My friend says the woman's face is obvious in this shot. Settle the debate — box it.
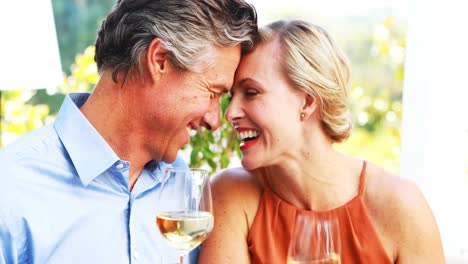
[225,41,306,170]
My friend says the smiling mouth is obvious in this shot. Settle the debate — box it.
[239,130,259,142]
[238,130,260,150]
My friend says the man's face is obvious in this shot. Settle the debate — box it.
[140,45,241,163]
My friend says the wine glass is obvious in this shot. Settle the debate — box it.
[287,212,341,264]
[156,168,213,264]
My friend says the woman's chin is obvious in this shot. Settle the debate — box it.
[241,158,262,171]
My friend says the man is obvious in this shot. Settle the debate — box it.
[0,0,257,263]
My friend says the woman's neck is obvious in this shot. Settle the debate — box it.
[261,140,361,211]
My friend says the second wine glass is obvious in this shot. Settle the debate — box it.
[156,168,213,264]
[287,212,341,264]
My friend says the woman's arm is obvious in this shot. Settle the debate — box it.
[392,179,445,263]
[198,168,262,264]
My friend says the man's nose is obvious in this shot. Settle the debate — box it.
[202,100,221,132]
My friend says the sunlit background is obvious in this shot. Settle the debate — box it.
[0,0,466,262]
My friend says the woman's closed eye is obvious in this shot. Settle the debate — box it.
[226,87,258,103]
[244,88,258,97]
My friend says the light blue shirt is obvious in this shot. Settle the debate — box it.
[0,93,198,263]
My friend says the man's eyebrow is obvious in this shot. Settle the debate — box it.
[211,82,230,94]
[220,86,230,94]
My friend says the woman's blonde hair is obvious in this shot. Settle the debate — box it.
[258,20,352,142]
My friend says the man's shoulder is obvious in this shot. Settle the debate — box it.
[1,124,60,161]
[0,124,67,187]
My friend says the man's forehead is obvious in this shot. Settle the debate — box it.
[202,45,242,92]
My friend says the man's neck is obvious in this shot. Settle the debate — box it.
[80,73,152,190]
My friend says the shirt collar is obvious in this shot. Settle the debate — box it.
[54,93,120,186]
[142,157,189,187]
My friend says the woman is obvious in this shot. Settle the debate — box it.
[198,20,444,263]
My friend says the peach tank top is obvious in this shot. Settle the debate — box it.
[247,161,392,263]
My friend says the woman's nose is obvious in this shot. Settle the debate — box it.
[224,96,243,123]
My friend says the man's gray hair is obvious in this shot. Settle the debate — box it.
[94,0,258,82]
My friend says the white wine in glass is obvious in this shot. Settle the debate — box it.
[157,211,213,251]
[287,212,341,264]
[156,168,213,264]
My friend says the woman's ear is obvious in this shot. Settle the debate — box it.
[300,93,318,121]
[146,38,169,82]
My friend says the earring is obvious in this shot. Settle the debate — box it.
[300,113,305,120]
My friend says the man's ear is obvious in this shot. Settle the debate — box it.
[300,92,318,121]
[146,38,169,82]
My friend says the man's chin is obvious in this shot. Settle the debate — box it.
[161,155,177,164]
[160,147,184,164]
[158,141,188,164]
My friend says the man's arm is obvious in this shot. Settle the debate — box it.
[0,211,20,264]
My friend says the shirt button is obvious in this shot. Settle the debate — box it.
[116,163,124,170]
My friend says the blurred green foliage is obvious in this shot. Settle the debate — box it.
[1,90,52,145]
[0,1,415,175]
[187,94,241,172]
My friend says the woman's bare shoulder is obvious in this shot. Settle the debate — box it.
[198,168,265,263]
[211,167,264,200]
[364,162,428,216]
[363,162,444,262]
[210,167,264,226]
